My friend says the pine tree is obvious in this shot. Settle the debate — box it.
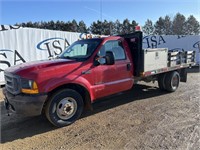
[154,17,165,35]
[131,20,138,32]
[70,19,78,32]
[122,19,131,34]
[185,15,200,35]
[172,13,186,35]
[101,20,113,35]
[113,20,122,35]
[142,19,154,35]
[26,21,34,28]
[78,21,87,33]
[163,15,172,35]
[90,20,102,35]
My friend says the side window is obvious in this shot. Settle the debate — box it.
[98,40,126,60]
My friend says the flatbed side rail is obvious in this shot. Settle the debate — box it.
[168,50,196,67]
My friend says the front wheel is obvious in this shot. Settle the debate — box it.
[45,89,84,127]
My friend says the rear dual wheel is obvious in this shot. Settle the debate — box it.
[158,73,166,90]
[165,71,180,92]
[158,71,180,92]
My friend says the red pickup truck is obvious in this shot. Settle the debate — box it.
[3,31,195,127]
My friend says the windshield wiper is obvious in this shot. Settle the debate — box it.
[59,56,87,61]
[59,56,75,60]
[65,56,73,59]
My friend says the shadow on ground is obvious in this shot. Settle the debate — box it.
[187,66,199,73]
[1,84,167,143]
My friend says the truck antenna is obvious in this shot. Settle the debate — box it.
[100,0,102,35]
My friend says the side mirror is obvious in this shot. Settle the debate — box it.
[94,51,115,66]
[105,51,115,65]
[94,57,106,66]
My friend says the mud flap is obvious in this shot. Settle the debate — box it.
[180,68,187,82]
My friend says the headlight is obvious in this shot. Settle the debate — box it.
[21,78,39,94]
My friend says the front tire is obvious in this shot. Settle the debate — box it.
[45,89,83,127]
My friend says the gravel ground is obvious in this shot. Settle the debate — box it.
[0,70,199,150]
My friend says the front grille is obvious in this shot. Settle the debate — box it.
[4,72,21,95]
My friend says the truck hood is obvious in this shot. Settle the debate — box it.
[5,58,78,76]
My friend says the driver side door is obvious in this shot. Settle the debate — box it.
[93,39,133,99]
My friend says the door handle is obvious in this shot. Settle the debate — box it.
[127,63,131,71]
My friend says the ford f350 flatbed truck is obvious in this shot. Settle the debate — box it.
[3,30,195,127]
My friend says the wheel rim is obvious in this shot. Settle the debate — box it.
[56,97,77,120]
[171,74,179,89]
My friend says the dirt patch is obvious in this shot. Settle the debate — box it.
[0,73,199,150]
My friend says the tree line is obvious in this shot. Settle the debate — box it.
[15,13,199,35]
[143,13,199,35]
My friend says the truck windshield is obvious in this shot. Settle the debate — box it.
[59,39,102,61]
